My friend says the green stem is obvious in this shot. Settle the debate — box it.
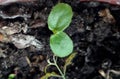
[46,55,66,79]
[45,64,54,73]
[54,63,66,79]
[53,56,66,79]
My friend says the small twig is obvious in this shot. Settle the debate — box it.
[25,56,32,67]
[99,69,120,79]
[107,69,120,79]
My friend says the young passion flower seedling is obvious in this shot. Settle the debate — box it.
[48,3,73,57]
[41,3,76,79]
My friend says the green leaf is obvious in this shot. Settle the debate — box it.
[48,3,73,33]
[50,32,73,57]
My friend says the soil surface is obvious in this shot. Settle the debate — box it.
[0,0,120,79]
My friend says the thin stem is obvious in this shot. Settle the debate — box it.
[54,63,66,79]
[53,56,66,79]
[45,64,54,73]
[46,55,66,79]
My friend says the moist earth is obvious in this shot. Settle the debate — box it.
[0,0,120,79]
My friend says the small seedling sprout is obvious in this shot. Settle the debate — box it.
[41,3,75,79]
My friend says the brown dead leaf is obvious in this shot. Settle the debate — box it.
[10,34,43,49]
[98,8,115,24]
[30,19,46,28]
[0,33,4,41]
[64,52,77,67]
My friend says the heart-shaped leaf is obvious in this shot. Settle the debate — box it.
[48,3,73,33]
[50,32,73,57]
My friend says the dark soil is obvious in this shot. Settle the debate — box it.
[0,0,120,79]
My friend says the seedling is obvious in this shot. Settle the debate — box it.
[41,53,76,79]
[41,3,75,79]
[48,3,73,57]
